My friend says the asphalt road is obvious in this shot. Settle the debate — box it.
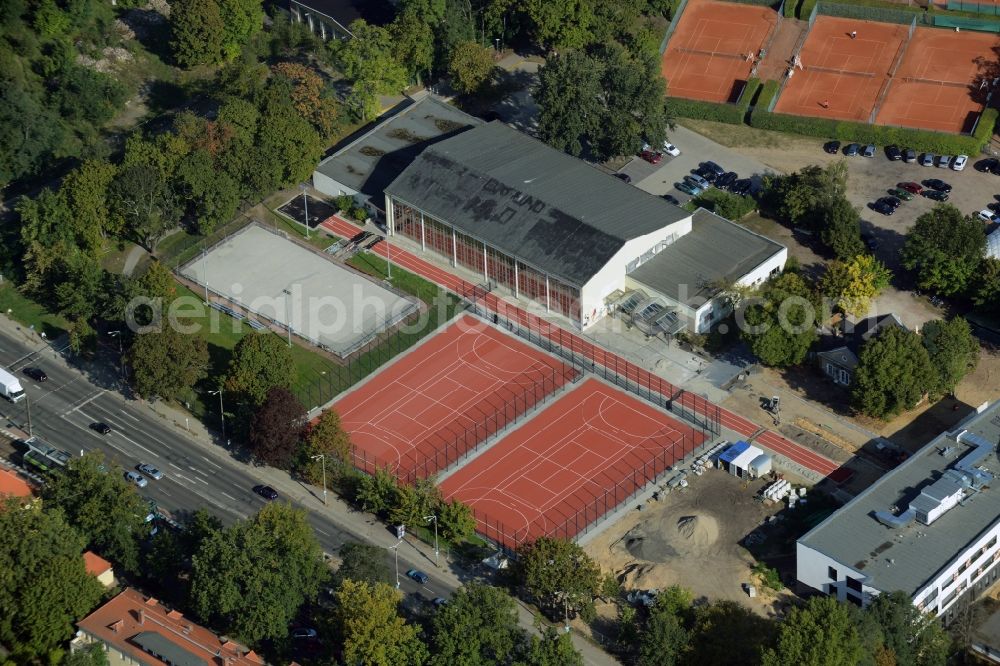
[0,328,451,605]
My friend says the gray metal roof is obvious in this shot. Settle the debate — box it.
[131,631,209,666]
[315,95,481,201]
[628,208,785,308]
[799,401,1000,596]
[385,121,689,286]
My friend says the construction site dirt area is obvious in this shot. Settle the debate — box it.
[585,468,794,616]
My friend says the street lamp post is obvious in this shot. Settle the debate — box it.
[311,453,327,505]
[208,388,225,441]
[424,514,439,566]
[282,288,292,347]
[300,183,310,240]
[389,539,403,589]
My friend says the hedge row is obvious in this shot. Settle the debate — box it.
[666,79,761,124]
[783,0,799,17]
[749,107,999,154]
[798,0,818,18]
[754,80,781,111]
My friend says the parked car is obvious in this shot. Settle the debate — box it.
[676,181,702,196]
[640,149,662,164]
[877,196,902,209]
[871,201,895,216]
[903,148,917,163]
[899,181,922,194]
[432,597,448,608]
[889,188,913,201]
[124,471,148,488]
[662,142,681,157]
[824,140,841,154]
[90,422,112,435]
[923,189,949,202]
[885,145,902,161]
[731,178,753,196]
[137,463,163,480]
[862,144,876,158]
[937,155,953,169]
[253,485,279,500]
[685,173,711,190]
[662,194,680,205]
[615,173,632,184]
[716,171,738,189]
[979,209,999,223]
[923,178,952,192]
[976,157,999,173]
[920,152,936,167]
[291,628,318,640]
[694,166,718,183]
[407,569,429,584]
[703,160,725,176]
[22,367,47,382]
[952,154,968,171]
[844,143,860,156]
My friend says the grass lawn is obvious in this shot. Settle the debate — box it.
[347,251,443,304]
[679,118,821,151]
[0,283,70,339]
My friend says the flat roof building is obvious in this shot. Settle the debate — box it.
[797,400,1000,622]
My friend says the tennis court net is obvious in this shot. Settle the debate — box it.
[675,46,749,61]
[807,65,875,78]
[899,76,969,89]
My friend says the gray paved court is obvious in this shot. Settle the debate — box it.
[181,224,416,355]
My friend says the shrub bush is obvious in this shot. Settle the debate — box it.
[334,194,355,213]
[749,107,998,154]
[784,0,800,17]
[666,79,760,124]
[755,80,781,110]
[693,189,757,219]
[797,0,818,18]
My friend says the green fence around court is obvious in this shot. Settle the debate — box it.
[934,12,1000,29]
[817,0,928,24]
[660,0,691,54]
[947,0,1000,16]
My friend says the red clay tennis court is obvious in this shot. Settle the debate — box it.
[774,16,907,122]
[439,378,706,550]
[333,314,575,483]
[661,0,778,103]
[875,27,1000,133]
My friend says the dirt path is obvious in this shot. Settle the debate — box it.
[757,19,807,82]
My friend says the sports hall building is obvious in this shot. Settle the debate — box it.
[382,121,786,332]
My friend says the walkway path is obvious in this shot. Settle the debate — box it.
[322,215,842,480]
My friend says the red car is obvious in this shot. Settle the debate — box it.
[640,150,663,165]
[899,181,922,195]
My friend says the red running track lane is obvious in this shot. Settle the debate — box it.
[332,314,574,483]
[321,215,840,479]
[439,377,706,549]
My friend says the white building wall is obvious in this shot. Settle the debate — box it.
[578,218,692,329]
[312,169,359,200]
[796,542,878,605]
[915,519,1000,616]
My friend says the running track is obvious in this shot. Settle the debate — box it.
[322,215,842,479]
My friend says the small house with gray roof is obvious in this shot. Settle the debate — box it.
[797,400,1000,622]
[383,121,786,330]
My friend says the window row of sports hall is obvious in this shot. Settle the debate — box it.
[314,96,787,334]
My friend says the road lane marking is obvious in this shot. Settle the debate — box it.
[117,411,140,422]
[201,456,222,470]
[67,391,103,414]
[221,491,236,501]
[316,527,331,536]
[169,462,183,470]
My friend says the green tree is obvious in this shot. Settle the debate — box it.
[449,40,495,94]
[819,196,865,260]
[338,20,408,120]
[54,66,127,125]
[388,477,441,528]
[438,497,476,542]
[173,148,240,235]
[820,254,892,318]
[332,542,393,588]
[62,159,118,247]
[225,333,295,406]
[687,600,776,666]
[0,500,104,663]
[638,608,688,666]
[921,317,979,398]
[863,591,950,666]
[333,579,429,666]
[535,51,603,157]
[523,0,595,50]
[108,163,181,251]
[741,272,818,367]
[41,452,151,572]
[256,95,323,190]
[169,0,226,67]
[430,583,526,665]
[852,325,937,419]
[190,502,327,644]
[272,62,342,140]
[128,326,209,400]
[299,408,352,484]
[53,251,108,322]
[773,162,848,229]
[762,596,863,666]
[144,510,223,603]
[516,537,601,617]
[902,205,986,296]
[970,257,1000,312]
[392,7,435,85]
[249,387,306,468]
[63,642,110,666]
[218,0,263,60]
[514,626,583,666]
[357,467,399,516]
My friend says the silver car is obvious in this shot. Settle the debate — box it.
[938,155,953,168]
[137,463,163,480]
[921,153,935,167]
[124,471,148,488]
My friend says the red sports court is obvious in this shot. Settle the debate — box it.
[439,378,706,550]
[661,0,779,103]
[333,314,575,483]
[774,16,907,122]
[875,27,1000,133]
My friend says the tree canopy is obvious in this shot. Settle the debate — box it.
[761,596,863,666]
[852,325,936,419]
[249,386,306,468]
[820,254,892,318]
[225,333,296,406]
[741,271,818,367]
[332,542,393,588]
[921,317,979,397]
[333,579,429,666]
[430,583,525,665]
[128,325,209,401]
[902,204,987,296]
[516,537,602,617]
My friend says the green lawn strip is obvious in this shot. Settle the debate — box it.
[0,283,70,339]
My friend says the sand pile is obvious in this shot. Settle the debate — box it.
[622,511,720,561]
